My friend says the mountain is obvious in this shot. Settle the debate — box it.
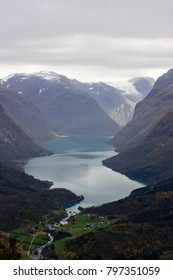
[103,110,173,184]
[128,77,155,97]
[103,70,173,184]
[57,77,154,126]
[2,72,120,136]
[79,82,137,126]
[0,104,51,165]
[110,69,173,151]
[2,72,155,130]
[0,87,53,142]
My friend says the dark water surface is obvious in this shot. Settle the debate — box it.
[24,136,144,210]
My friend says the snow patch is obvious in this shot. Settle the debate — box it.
[3,74,16,82]
[3,71,64,83]
[21,77,29,80]
[3,73,32,82]
[39,88,45,94]
[33,71,62,81]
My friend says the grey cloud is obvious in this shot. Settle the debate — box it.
[1,0,173,39]
[0,0,173,82]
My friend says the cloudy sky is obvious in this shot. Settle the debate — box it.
[0,0,173,85]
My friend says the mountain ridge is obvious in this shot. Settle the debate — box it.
[2,72,120,136]
[2,72,155,130]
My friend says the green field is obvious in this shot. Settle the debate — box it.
[11,223,47,246]
[10,214,113,258]
[32,234,48,245]
[54,214,110,255]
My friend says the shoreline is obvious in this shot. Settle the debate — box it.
[63,195,84,210]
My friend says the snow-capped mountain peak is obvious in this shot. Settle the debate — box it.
[33,71,63,81]
[3,71,65,83]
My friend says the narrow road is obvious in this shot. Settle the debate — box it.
[27,231,42,257]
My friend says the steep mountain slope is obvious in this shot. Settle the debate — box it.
[3,72,120,136]
[80,82,136,126]
[110,69,173,151]
[0,104,50,165]
[103,110,173,184]
[0,87,53,142]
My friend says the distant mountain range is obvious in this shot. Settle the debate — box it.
[2,72,119,136]
[104,69,173,184]
[1,72,154,136]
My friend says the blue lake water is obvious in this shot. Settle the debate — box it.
[24,136,144,211]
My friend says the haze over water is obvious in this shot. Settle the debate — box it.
[24,136,144,210]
